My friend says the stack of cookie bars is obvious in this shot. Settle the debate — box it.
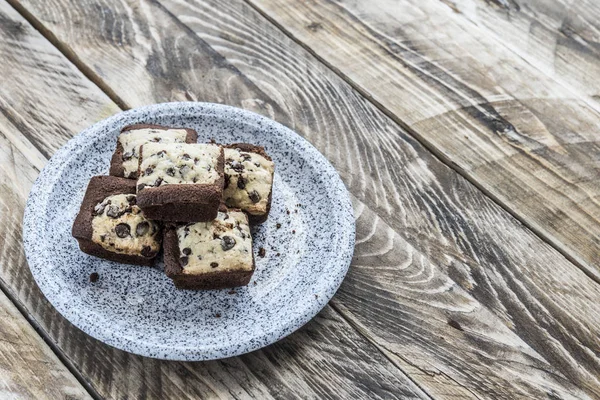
[72,125,275,290]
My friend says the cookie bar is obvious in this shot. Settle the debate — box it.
[136,142,224,222]
[109,124,198,179]
[223,144,275,224]
[163,207,255,290]
[72,176,162,266]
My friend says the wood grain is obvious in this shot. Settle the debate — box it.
[6,0,600,398]
[0,283,90,399]
[0,2,430,399]
[446,0,600,102]
[124,0,600,396]
[242,0,600,283]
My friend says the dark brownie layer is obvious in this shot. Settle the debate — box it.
[136,145,224,222]
[72,175,161,266]
[109,124,198,179]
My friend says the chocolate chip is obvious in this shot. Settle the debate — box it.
[93,203,106,216]
[144,167,154,176]
[106,205,122,218]
[197,255,203,260]
[137,183,146,191]
[221,236,236,251]
[182,153,191,160]
[154,177,163,187]
[194,157,199,163]
[210,262,219,268]
[180,256,189,266]
[182,247,191,255]
[241,153,252,161]
[156,150,166,157]
[166,167,175,176]
[99,234,106,242]
[115,223,130,238]
[136,221,149,236]
[231,161,244,172]
[150,137,161,142]
[224,174,230,189]
[122,151,134,161]
[126,195,136,205]
[141,246,155,258]
[254,162,260,167]
[206,165,211,172]
[237,177,246,189]
[226,157,234,163]
[89,272,99,283]
[248,190,261,203]
[258,247,266,258]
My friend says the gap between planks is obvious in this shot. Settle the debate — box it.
[328,301,436,400]
[1,1,433,396]
[239,0,600,287]
[5,0,131,111]
[0,276,103,400]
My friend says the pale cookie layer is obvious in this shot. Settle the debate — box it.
[138,143,220,189]
[119,128,188,178]
[177,211,253,274]
[223,148,274,215]
[91,194,161,256]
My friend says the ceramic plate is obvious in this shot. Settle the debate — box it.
[23,102,354,360]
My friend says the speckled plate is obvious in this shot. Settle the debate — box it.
[23,102,354,360]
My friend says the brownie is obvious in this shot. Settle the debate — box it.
[72,176,162,266]
[109,124,198,179]
[222,144,274,224]
[136,142,224,222]
[164,207,255,290]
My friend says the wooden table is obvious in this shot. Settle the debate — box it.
[1,0,599,398]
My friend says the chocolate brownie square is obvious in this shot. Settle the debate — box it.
[136,143,224,222]
[72,176,162,266]
[223,144,274,224]
[164,207,255,290]
[109,124,198,179]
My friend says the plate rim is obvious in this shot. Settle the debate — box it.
[22,102,355,360]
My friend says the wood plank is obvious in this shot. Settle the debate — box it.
[120,0,600,396]
[446,0,600,102]
[240,0,600,282]
[0,283,90,399]
[6,0,600,398]
[0,2,430,399]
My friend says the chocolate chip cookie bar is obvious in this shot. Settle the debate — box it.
[163,207,255,290]
[109,124,198,179]
[136,143,224,222]
[223,144,274,224]
[72,176,162,266]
